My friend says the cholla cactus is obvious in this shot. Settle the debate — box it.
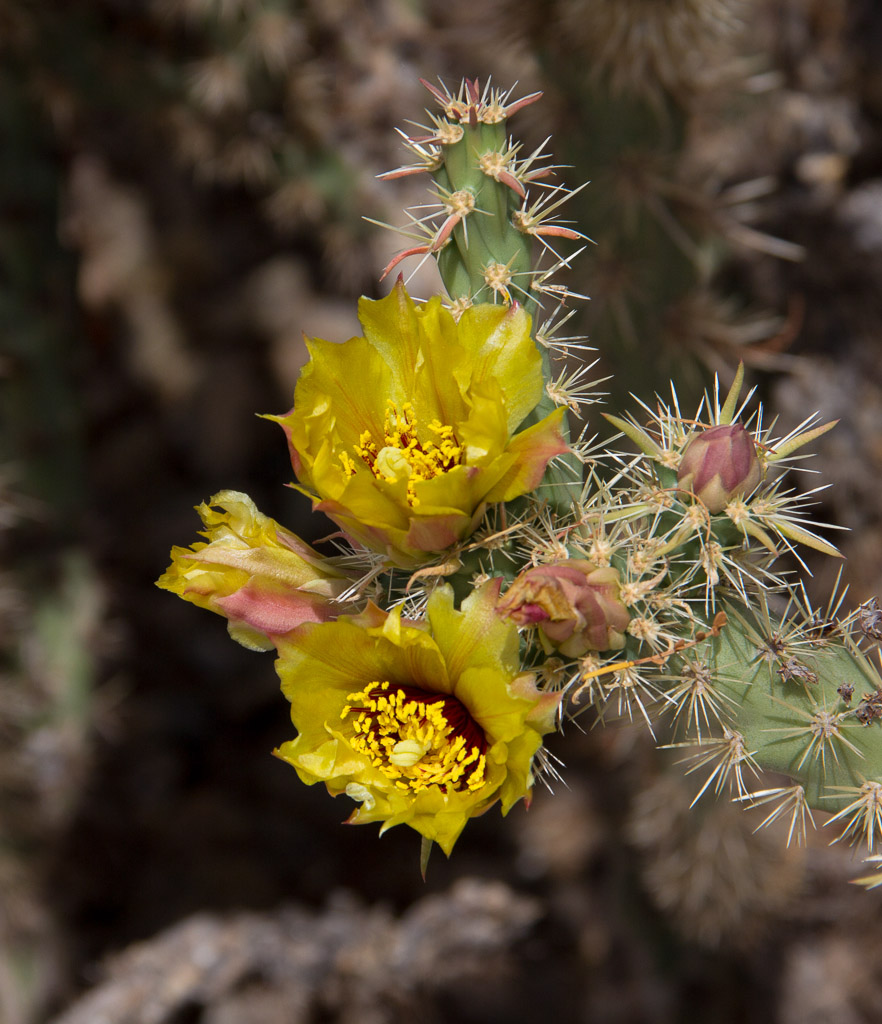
[160,78,881,875]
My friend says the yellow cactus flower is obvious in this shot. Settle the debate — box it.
[273,579,561,855]
[157,490,352,651]
[271,281,568,566]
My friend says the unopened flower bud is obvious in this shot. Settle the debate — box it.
[677,423,762,514]
[496,560,630,658]
[157,491,352,651]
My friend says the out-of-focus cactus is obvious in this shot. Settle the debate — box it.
[627,767,805,946]
[0,51,84,515]
[482,0,800,401]
[0,501,101,1023]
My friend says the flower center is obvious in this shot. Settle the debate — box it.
[340,680,487,793]
[338,401,463,508]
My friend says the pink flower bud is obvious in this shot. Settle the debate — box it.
[496,560,630,658]
[677,423,762,514]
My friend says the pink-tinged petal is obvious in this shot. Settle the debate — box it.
[484,407,569,502]
[215,583,337,650]
[215,582,337,632]
[512,675,563,735]
[401,511,471,557]
[497,560,630,658]
[510,603,550,625]
[312,496,409,557]
[303,483,416,564]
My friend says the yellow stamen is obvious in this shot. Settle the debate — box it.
[341,680,487,794]
[339,402,463,507]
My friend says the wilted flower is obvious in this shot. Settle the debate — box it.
[157,490,352,651]
[271,281,568,567]
[273,580,561,854]
[496,560,630,658]
[677,423,762,514]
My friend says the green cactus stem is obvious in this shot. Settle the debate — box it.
[379,79,590,514]
[694,596,882,824]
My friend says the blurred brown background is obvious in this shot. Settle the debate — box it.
[3,1,882,1022]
